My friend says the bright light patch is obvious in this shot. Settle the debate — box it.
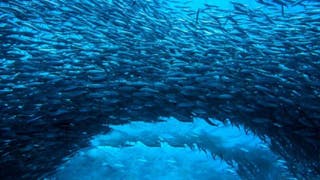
[51,117,292,179]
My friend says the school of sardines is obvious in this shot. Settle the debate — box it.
[0,0,319,179]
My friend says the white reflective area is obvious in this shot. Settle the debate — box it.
[52,118,292,179]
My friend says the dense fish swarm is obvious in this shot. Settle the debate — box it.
[0,0,319,179]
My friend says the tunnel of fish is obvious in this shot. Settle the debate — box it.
[0,0,319,179]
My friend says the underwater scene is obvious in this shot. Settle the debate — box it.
[0,0,319,179]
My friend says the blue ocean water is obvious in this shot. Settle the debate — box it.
[50,118,292,179]
[0,0,319,179]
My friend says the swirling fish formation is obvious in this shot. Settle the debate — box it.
[0,0,319,179]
